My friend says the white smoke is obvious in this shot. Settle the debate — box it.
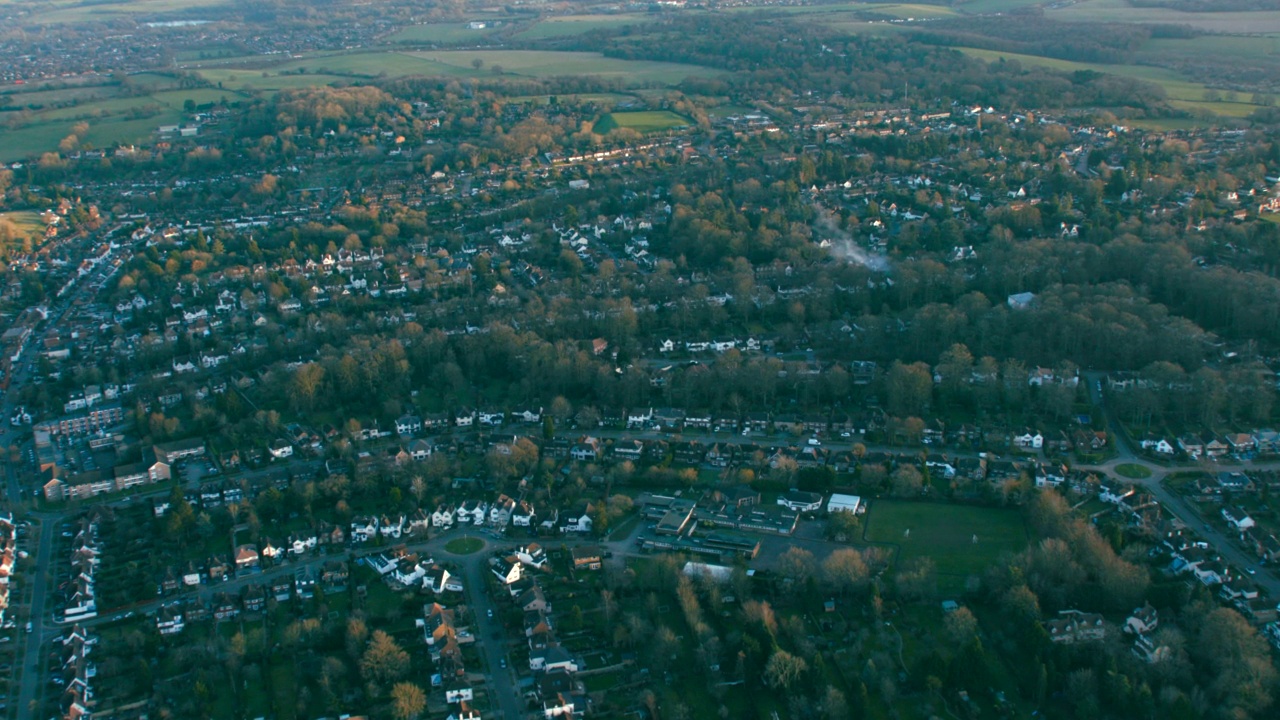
[813,203,891,273]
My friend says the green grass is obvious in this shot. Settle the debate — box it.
[197,69,354,93]
[1115,463,1153,479]
[0,211,44,239]
[864,500,1028,581]
[516,15,652,40]
[594,110,691,134]
[444,537,484,555]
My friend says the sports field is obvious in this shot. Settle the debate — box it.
[863,500,1028,580]
[594,110,690,134]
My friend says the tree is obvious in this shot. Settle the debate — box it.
[821,548,869,596]
[944,606,979,647]
[886,361,932,417]
[777,547,816,587]
[360,630,409,688]
[764,650,808,690]
[890,464,924,498]
[391,682,426,720]
[826,509,861,542]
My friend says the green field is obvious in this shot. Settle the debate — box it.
[0,0,233,24]
[864,500,1028,582]
[517,15,652,40]
[444,537,484,554]
[594,110,690,134]
[1115,463,1153,479]
[0,211,44,243]
[197,69,354,93]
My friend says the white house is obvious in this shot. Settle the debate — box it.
[512,501,536,527]
[626,408,653,428]
[777,491,824,513]
[1013,431,1044,450]
[432,505,456,529]
[490,555,523,585]
[1222,506,1256,532]
[1123,603,1158,635]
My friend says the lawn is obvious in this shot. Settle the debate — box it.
[863,500,1028,584]
[1115,463,1153,479]
[594,110,691,134]
[444,537,484,554]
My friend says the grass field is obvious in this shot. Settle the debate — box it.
[594,110,690,133]
[1115,463,1153,479]
[517,14,653,40]
[197,69,354,93]
[444,537,484,554]
[864,500,1028,584]
[0,211,43,241]
[1,0,232,24]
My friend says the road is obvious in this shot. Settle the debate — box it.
[1077,371,1280,596]
[450,539,525,720]
[16,514,54,717]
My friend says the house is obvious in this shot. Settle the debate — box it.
[424,564,462,594]
[571,545,602,571]
[396,414,422,436]
[1222,506,1255,532]
[1099,482,1134,505]
[777,491,823,513]
[1132,634,1172,664]
[570,437,601,462]
[517,585,551,613]
[543,693,581,719]
[558,504,594,533]
[408,439,433,461]
[1177,434,1205,459]
[268,439,294,459]
[1140,436,1176,456]
[490,555,523,585]
[1012,430,1044,450]
[234,545,259,570]
[1046,610,1106,643]
[1123,603,1158,635]
[625,408,652,428]
[530,644,580,674]
[432,505,456,529]
[515,544,547,569]
[512,501,536,527]
[490,495,517,527]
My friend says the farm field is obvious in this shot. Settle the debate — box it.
[863,500,1028,587]
[0,0,232,24]
[1047,0,1280,33]
[516,14,653,40]
[594,110,690,133]
[196,69,354,93]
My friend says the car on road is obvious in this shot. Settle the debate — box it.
[24,622,31,634]
[499,658,507,669]
[486,608,494,618]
